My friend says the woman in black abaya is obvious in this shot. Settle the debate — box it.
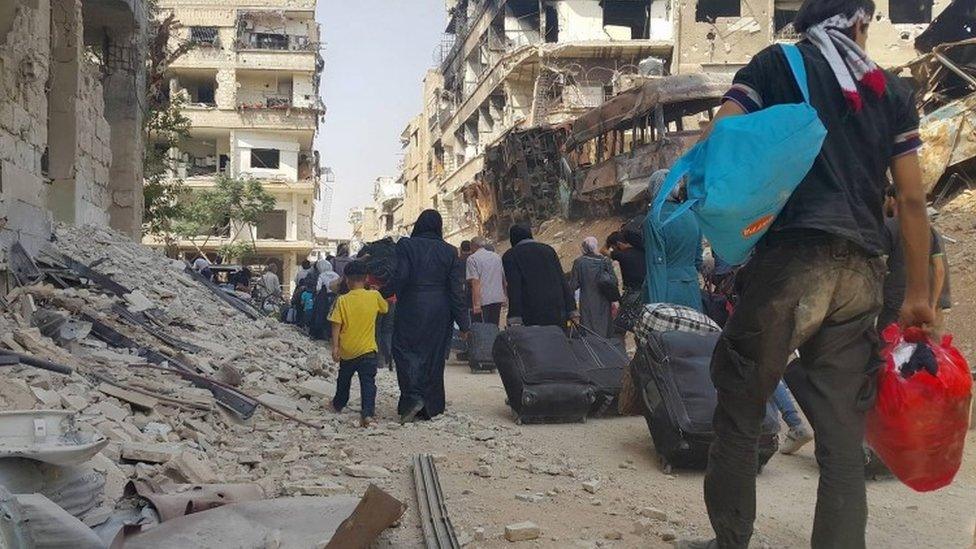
[391,210,469,422]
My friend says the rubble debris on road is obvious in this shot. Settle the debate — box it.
[0,224,413,545]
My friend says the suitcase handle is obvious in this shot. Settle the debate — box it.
[569,321,630,364]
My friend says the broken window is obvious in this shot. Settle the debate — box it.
[545,6,559,43]
[890,0,933,24]
[254,33,289,50]
[196,82,215,105]
[255,210,287,240]
[696,0,740,22]
[251,149,280,169]
[603,1,651,39]
[190,26,219,46]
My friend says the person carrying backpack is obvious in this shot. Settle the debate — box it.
[690,1,934,548]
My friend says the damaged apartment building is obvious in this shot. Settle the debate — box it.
[149,0,325,293]
[0,0,148,280]
[352,0,952,244]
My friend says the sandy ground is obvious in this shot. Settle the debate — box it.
[349,354,976,549]
[343,203,976,549]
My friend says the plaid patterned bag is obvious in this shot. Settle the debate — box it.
[618,304,720,415]
[633,303,720,346]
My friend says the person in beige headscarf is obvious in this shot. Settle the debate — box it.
[568,236,616,339]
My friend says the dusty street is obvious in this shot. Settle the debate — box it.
[355,357,976,549]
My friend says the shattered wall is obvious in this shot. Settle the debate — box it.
[675,0,951,74]
[0,0,54,264]
[674,0,772,74]
[2,0,147,278]
[75,61,113,228]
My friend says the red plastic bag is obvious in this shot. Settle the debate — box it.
[866,325,973,492]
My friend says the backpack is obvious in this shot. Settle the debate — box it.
[652,44,827,266]
[359,237,398,290]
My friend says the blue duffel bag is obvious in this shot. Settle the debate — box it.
[652,43,827,265]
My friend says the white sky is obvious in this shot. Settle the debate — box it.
[315,0,447,239]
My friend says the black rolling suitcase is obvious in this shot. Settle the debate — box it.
[569,328,628,417]
[468,322,499,373]
[634,330,779,472]
[493,326,594,424]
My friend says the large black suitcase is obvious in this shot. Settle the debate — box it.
[634,331,779,472]
[468,322,499,373]
[569,333,627,417]
[493,326,594,424]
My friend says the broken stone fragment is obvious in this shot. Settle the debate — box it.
[296,378,336,399]
[256,393,300,414]
[237,453,262,466]
[215,364,243,387]
[97,383,157,411]
[120,442,180,464]
[640,506,668,521]
[59,392,89,412]
[340,464,391,478]
[283,481,347,497]
[30,386,62,408]
[0,379,39,409]
[124,290,154,313]
[581,479,601,494]
[504,521,541,542]
[86,400,129,423]
[163,451,218,484]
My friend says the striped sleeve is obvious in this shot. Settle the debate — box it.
[722,83,763,113]
[892,129,922,158]
[892,85,922,158]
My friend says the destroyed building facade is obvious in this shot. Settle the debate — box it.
[349,0,952,244]
[1,0,149,274]
[150,0,325,293]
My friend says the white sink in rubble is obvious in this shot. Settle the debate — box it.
[0,410,108,466]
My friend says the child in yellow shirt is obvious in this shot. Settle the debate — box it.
[328,261,389,427]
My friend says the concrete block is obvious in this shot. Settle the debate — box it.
[120,442,180,464]
[640,507,668,521]
[296,378,335,399]
[581,479,601,494]
[504,521,540,542]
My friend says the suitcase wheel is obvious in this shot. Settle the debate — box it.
[515,417,523,426]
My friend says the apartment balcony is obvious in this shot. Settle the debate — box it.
[170,48,318,72]
[182,106,318,132]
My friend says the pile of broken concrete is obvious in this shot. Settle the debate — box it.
[0,224,405,547]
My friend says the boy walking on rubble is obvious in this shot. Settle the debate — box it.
[692,0,933,547]
[329,261,388,428]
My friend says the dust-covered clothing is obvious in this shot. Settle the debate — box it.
[705,233,884,549]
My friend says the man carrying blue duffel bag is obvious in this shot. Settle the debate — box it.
[671,0,936,548]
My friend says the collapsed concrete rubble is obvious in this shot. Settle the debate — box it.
[0,224,407,547]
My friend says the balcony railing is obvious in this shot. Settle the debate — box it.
[235,32,317,52]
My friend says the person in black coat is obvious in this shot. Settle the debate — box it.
[502,224,578,328]
[391,210,470,423]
